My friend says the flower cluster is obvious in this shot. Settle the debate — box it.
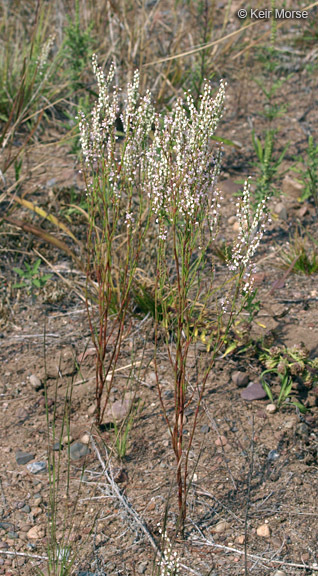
[146,80,226,238]
[157,526,180,576]
[79,56,154,209]
[229,179,269,288]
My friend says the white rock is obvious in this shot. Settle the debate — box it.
[257,523,271,538]
[27,525,46,539]
[80,433,90,445]
[29,375,42,390]
[266,403,277,414]
[212,520,230,534]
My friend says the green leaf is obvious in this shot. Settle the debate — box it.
[13,267,25,277]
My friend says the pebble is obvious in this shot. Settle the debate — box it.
[29,375,42,390]
[273,571,287,576]
[296,423,309,439]
[21,505,31,514]
[235,534,245,544]
[33,497,42,506]
[212,520,230,534]
[215,435,228,447]
[62,435,73,445]
[256,523,271,538]
[15,451,34,465]
[282,175,303,199]
[266,403,277,414]
[0,522,14,531]
[241,381,267,401]
[87,405,96,417]
[267,449,280,462]
[231,371,249,388]
[232,221,240,232]
[228,216,237,225]
[31,507,42,518]
[80,434,90,445]
[70,441,90,461]
[200,425,210,434]
[274,202,287,220]
[53,442,61,451]
[27,525,46,539]
[26,461,47,474]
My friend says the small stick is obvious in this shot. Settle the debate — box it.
[191,537,318,571]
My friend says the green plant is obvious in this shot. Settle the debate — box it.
[40,361,96,576]
[80,56,154,426]
[249,6,290,208]
[80,56,270,531]
[0,2,61,183]
[13,258,52,292]
[260,343,318,411]
[64,0,93,92]
[292,135,318,212]
[147,84,269,532]
[279,230,318,275]
[251,128,289,207]
[113,399,142,459]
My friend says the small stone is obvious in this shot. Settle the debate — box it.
[232,221,240,232]
[296,423,309,439]
[80,434,90,445]
[231,371,249,388]
[273,571,287,576]
[69,441,90,461]
[52,442,61,451]
[212,520,230,534]
[274,202,287,220]
[33,497,42,506]
[62,435,73,445]
[137,561,148,574]
[27,525,46,539]
[21,505,31,514]
[29,375,42,390]
[266,403,277,414]
[31,507,42,518]
[26,461,47,475]
[235,534,245,544]
[15,451,34,465]
[108,393,135,422]
[267,449,280,462]
[200,425,210,434]
[15,501,25,509]
[215,435,228,447]
[228,215,237,225]
[241,381,267,401]
[7,532,18,539]
[87,405,96,417]
[257,524,271,538]
[0,522,14,531]
[282,175,303,199]
[38,397,54,408]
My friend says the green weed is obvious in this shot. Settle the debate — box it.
[13,258,52,292]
